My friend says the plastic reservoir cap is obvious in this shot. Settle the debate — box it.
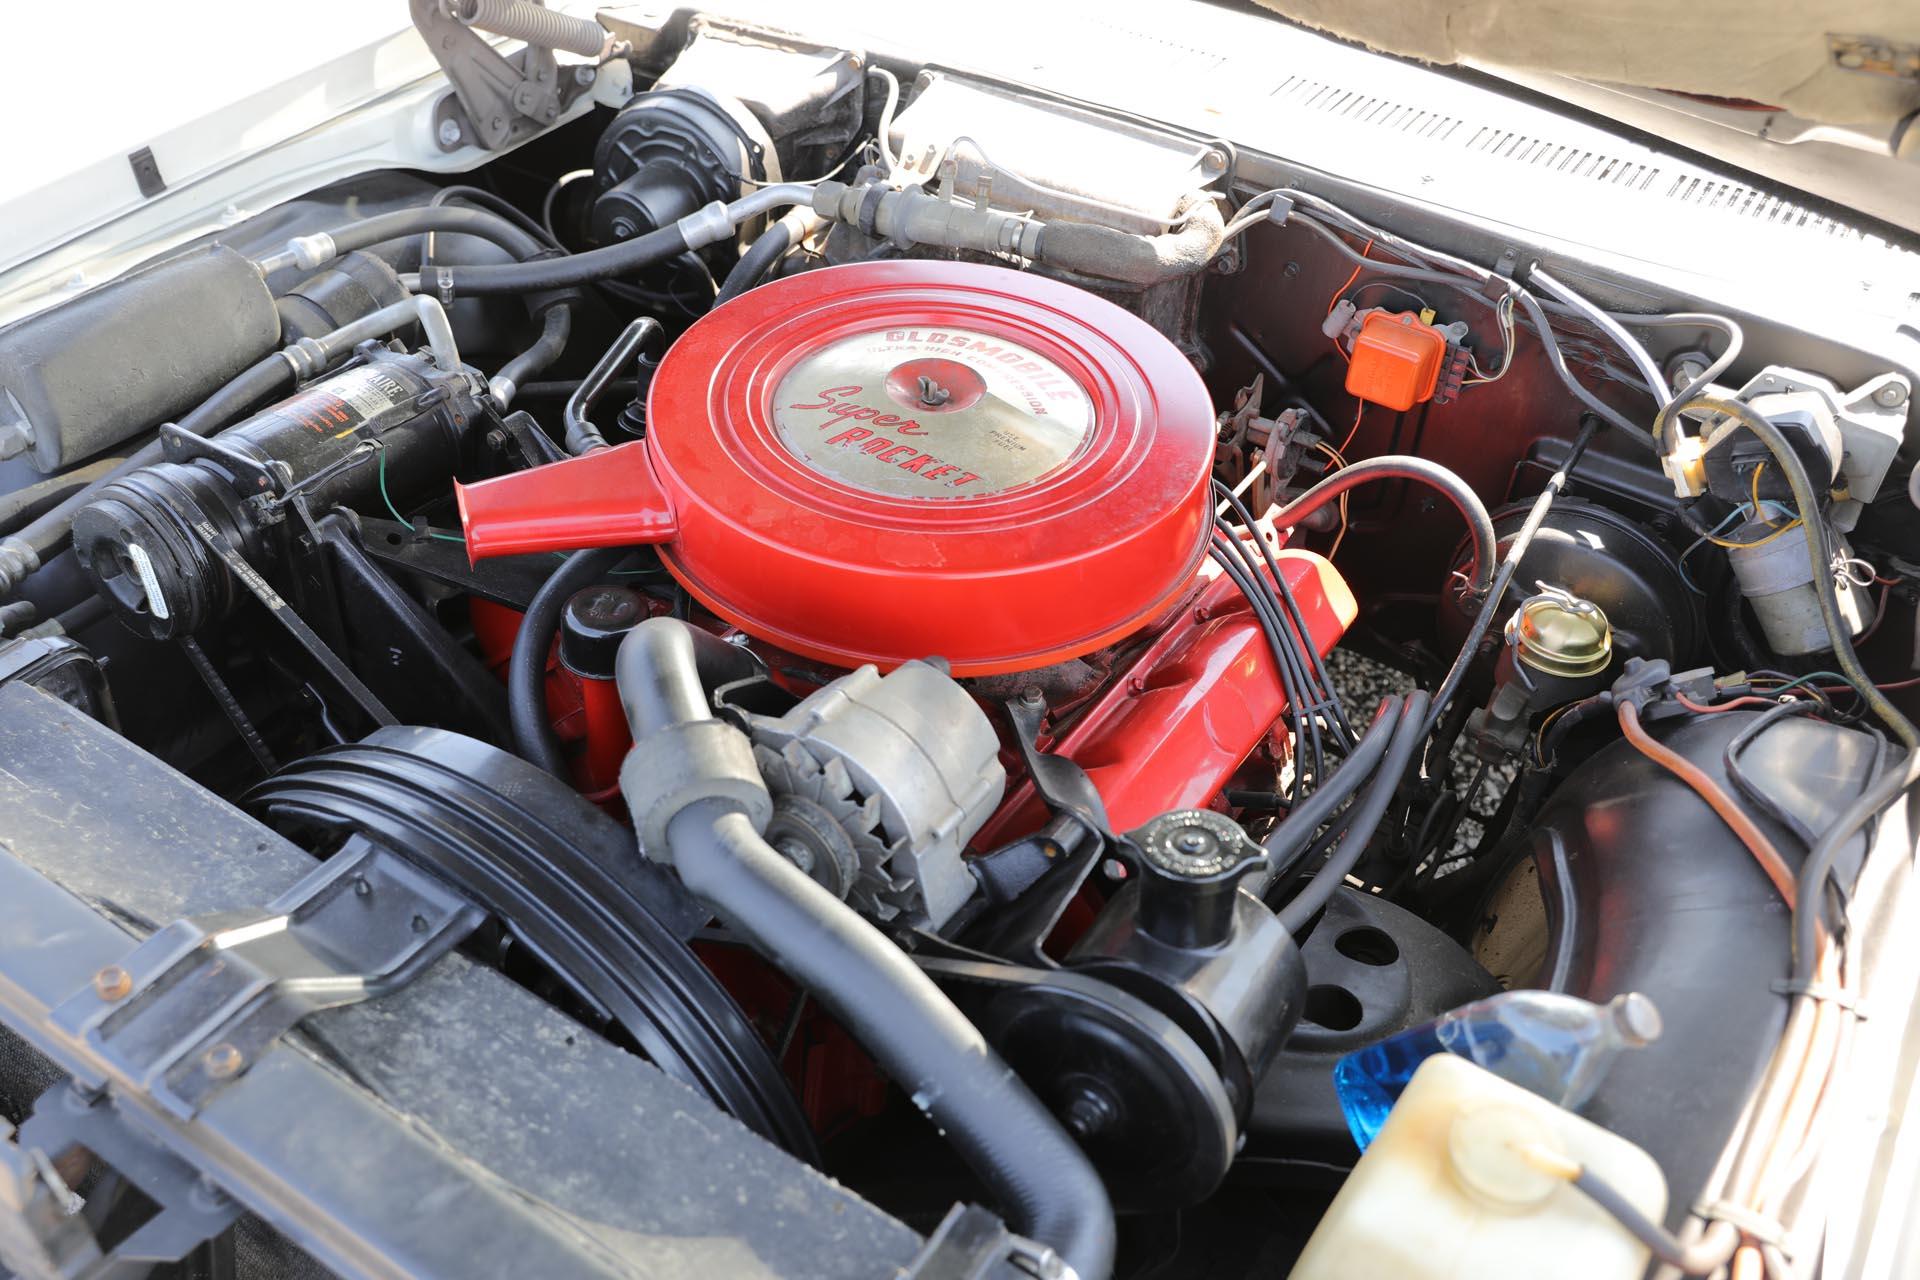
[1607,992,1663,1047]
[1446,1103,1564,1210]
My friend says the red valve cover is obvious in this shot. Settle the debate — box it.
[457,260,1217,675]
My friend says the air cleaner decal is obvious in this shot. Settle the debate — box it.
[772,327,1094,497]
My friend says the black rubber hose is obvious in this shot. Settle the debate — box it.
[321,205,548,262]
[1262,696,1401,871]
[1270,456,1497,596]
[713,221,793,307]
[509,546,632,775]
[422,222,690,297]
[1791,747,1920,987]
[670,805,1117,1280]
[410,184,814,298]
[613,614,763,730]
[1724,699,1821,847]
[0,458,124,538]
[622,619,1115,1279]
[492,303,572,403]
[1277,690,1430,935]
[565,317,661,455]
[10,353,293,559]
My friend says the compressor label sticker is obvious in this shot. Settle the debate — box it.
[125,543,169,621]
[270,365,410,438]
[772,327,1094,498]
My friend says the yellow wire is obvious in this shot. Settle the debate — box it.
[1533,699,1578,765]
[1750,462,1780,527]
[1312,442,1351,560]
[1702,518,1803,550]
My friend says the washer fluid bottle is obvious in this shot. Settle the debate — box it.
[1333,989,1661,1149]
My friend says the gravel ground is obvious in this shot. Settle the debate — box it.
[1324,648,1518,862]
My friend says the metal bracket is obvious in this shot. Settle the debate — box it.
[2,1088,244,1280]
[182,509,399,729]
[955,699,1133,965]
[899,1203,1064,1280]
[47,837,481,1119]
[158,423,286,498]
[410,0,596,151]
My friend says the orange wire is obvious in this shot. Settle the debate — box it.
[1325,238,1374,315]
[1617,700,1797,906]
[1335,400,1366,454]
[1675,693,1791,714]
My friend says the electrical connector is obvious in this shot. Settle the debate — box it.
[1662,433,1708,498]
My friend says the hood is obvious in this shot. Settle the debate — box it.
[1255,0,1920,232]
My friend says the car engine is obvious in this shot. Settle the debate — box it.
[0,6,1915,1279]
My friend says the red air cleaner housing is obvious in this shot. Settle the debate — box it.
[457,261,1216,675]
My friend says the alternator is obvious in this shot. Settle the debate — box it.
[748,660,1003,929]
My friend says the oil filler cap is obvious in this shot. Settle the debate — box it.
[457,261,1216,674]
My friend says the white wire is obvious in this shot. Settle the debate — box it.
[870,67,901,176]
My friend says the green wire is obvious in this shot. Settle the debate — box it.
[1765,670,1850,697]
[377,446,466,544]
[378,445,655,575]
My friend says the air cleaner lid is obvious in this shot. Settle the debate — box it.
[457,260,1216,675]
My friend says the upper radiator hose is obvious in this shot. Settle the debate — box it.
[614,617,1116,1280]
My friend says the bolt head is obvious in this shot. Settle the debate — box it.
[1874,382,1908,408]
[437,118,462,148]
[574,65,596,86]
[1063,1087,1119,1138]
[92,966,131,1001]
[203,1043,243,1079]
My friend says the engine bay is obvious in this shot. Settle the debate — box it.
[1,6,1917,1279]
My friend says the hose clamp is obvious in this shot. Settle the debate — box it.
[856,183,888,238]
[1769,978,1868,1016]
[426,266,457,307]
